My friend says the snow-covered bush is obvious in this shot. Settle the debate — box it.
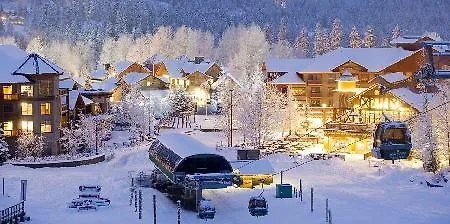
[0,127,9,164]
[16,133,45,161]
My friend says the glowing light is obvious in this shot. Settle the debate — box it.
[322,103,327,108]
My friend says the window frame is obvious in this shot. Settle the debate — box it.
[40,121,52,133]
[40,102,51,115]
[21,102,33,116]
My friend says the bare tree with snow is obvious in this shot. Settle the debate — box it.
[0,126,9,164]
[16,133,45,161]
[313,23,323,56]
[392,24,401,40]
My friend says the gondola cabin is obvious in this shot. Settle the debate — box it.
[198,199,216,219]
[371,121,412,160]
[248,196,268,217]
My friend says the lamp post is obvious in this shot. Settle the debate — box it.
[229,89,233,147]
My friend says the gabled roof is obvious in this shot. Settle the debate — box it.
[59,78,76,89]
[380,72,407,84]
[182,62,214,74]
[122,72,149,85]
[13,53,63,76]
[336,70,358,82]
[212,72,242,89]
[389,88,433,112]
[114,60,134,74]
[0,44,29,83]
[89,77,119,92]
[90,68,108,81]
[271,72,305,85]
[298,48,415,73]
[265,58,311,73]
[163,60,185,78]
[69,90,94,110]
[390,35,436,45]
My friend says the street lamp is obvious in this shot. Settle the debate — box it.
[229,89,233,147]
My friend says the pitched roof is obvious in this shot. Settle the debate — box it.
[336,70,358,82]
[298,48,415,73]
[13,53,63,75]
[389,88,433,112]
[69,90,94,110]
[89,77,118,92]
[90,68,108,81]
[271,72,305,84]
[390,35,436,45]
[265,58,311,73]
[380,72,407,83]
[212,72,242,89]
[59,78,76,89]
[182,62,213,74]
[0,44,29,83]
[114,60,134,74]
[122,72,149,85]
[163,60,185,78]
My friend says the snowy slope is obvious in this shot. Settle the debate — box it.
[1,130,449,223]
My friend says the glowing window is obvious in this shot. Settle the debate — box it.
[40,103,51,115]
[21,102,33,115]
[21,121,33,133]
[40,121,52,133]
[2,121,13,136]
[21,85,33,97]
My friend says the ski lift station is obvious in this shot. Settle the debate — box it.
[148,133,235,209]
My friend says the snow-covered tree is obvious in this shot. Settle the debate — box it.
[99,37,117,65]
[392,24,401,40]
[168,87,194,117]
[60,126,83,156]
[322,31,331,54]
[364,26,376,48]
[294,27,309,57]
[16,133,45,161]
[349,26,362,48]
[330,18,342,50]
[381,37,390,48]
[278,17,287,43]
[0,36,17,46]
[313,23,323,56]
[263,24,275,44]
[0,126,9,164]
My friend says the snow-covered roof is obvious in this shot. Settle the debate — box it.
[72,76,87,87]
[59,78,76,89]
[336,70,358,82]
[114,60,134,74]
[163,60,185,78]
[122,72,149,85]
[90,77,118,92]
[389,88,433,112]
[13,53,64,75]
[182,62,213,74]
[68,91,80,110]
[265,58,311,73]
[157,133,212,158]
[230,159,274,175]
[212,72,241,89]
[157,75,170,84]
[0,44,29,83]
[69,91,94,110]
[390,35,436,45]
[271,72,305,84]
[298,48,415,73]
[90,68,107,80]
[380,72,407,83]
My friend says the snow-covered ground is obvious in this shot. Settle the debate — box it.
[1,128,450,224]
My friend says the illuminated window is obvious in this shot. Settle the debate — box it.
[291,87,305,96]
[40,103,51,115]
[310,100,321,107]
[311,87,321,94]
[21,85,33,97]
[21,121,33,133]
[39,80,53,96]
[2,85,14,100]
[146,81,151,86]
[40,121,52,133]
[2,121,13,136]
[21,102,33,115]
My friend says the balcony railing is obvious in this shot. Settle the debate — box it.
[307,79,322,85]
[310,92,322,97]
[3,94,19,100]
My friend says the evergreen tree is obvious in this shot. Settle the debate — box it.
[322,30,331,54]
[392,24,401,40]
[349,26,362,48]
[313,23,323,56]
[364,26,376,48]
[330,18,342,50]
[263,24,275,44]
[278,17,288,43]
[0,126,9,164]
[294,27,309,57]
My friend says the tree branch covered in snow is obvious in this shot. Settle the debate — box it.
[16,133,45,161]
[0,126,9,164]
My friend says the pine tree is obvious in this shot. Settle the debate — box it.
[313,23,323,56]
[349,26,362,48]
[294,27,309,57]
[322,31,331,54]
[330,18,342,50]
[364,26,376,48]
[381,37,390,48]
[392,24,401,40]
[278,17,288,43]
[263,24,275,44]
[0,126,9,164]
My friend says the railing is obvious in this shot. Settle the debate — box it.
[0,201,25,223]
[310,92,322,97]
[2,94,19,100]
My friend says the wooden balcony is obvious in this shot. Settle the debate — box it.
[2,94,19,100]
[307,79,322,85]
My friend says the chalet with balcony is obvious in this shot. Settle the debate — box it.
[0,45,64,155]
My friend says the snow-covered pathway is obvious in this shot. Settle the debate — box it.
[1,131,450,223]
